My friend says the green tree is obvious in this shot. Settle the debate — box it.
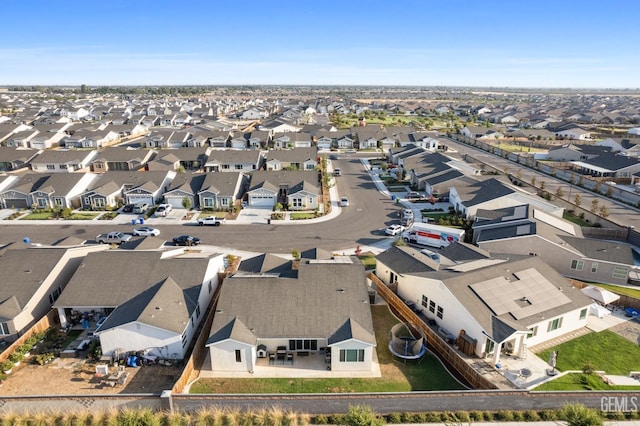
[181,197,192,210]
[557,402,603,426]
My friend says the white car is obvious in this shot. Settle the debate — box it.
[132,226,160,237]
[385,224,404,236]
[154,203,172,217]
[340,197,349,207]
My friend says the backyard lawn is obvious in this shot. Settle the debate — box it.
[190,305,465,394]
[537,330,640,376]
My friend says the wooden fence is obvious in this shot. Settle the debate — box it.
[0,310,58,363]
[368,272,498,390]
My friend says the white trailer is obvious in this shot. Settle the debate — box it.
[402,223,465,249]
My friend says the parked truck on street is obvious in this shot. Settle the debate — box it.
[402,223,465,249]
[96,232,132,245]
[197,216,226,226]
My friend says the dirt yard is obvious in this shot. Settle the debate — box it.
[0,356,183,395]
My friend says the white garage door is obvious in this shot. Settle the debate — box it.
[165,197,186,209]
[249,195,275,206]
[128,195,153,205]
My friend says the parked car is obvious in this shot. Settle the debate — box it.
[122,203,135,213]
[333,168,342,176]
[197,216,225,226]
[132,226,160,237]
[385,224,404,236]
[420,248,440,261]
[172,235,201,246]
[340,197,349,207]
[402,209,414,219]
[133,203,149,214]
[400,216,413,227]
[154,203,172,217]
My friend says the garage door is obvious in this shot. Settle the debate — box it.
[165,197,187,209]
[249,195,275,207]
[127,196,153,205]
[4,198,29,209]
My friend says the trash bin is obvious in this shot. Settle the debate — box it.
[131,219,137,226]
[267,218,271,225]
[391,195,396,201]
[138,218,144,224]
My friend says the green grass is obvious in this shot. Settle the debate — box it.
[190,305,465,394]
[563,211,591,226]
[358,255,376,270]
[537,330,640,375]
[68,212,100,220]
[290,212,317,220]
[19,211,55,220]
[491,143,547,153]
[535,372,640,391]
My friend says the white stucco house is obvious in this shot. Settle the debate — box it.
[205,257,377,375]
[54,250,226,360]
[375,246,593,366]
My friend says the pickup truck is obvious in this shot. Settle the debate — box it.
[96,232,132,244]
[197,216,225,226]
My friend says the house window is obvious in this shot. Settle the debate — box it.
[37,198,47,208]
[47,165,55,170]
[235,164,243,170]
[485,338,495,354]
[305,164,314,170]
[579,308,588,320]
[222,164,230,169]
[195,305,201,318]
[292,198,303,207]
[309,197,313,205]
[203,198,214,208]
[59,164,67,169]
[84,197,90,205]
[339,349,365,362]
[527,326,538,339]
[570,260,584,271]
[421,295,428,308]
[0,323,9,335]
[591,263,598,273]
[221,198,229,206]
[436,305,444,319]
[235,350,242,363]
[429,300,436,313]
[208,281,213,293]
[54,198,63,207]
[181,332,187,347]
[613,266,629,280]
[547,317,563,332]
[94,198,105,208]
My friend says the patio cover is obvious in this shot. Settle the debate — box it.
[580,285,620,305]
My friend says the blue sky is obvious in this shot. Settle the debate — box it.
[2,0,638,88]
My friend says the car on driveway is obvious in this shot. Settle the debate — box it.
[172,235,200,246]
[122,203,135,213]
[154,203,172,217]
[132,226,160,237]
[385,224,404,236]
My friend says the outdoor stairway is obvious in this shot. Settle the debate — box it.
[527,327,592,353]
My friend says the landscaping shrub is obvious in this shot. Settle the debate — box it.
[313,414,328,424]
[524,410,541,421]
[540,409,558,420]
[495,410,514,421]
[386,413,402,424]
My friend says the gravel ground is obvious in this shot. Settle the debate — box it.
[609,318,640,346]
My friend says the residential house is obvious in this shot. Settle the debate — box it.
[54,250,225,360]
[91,147,154,172]
[204,150,262,173]
[546,144,610,162]
[264,147,318,171]
[145,130,192,149]
[79,170,175,210]
[258,119,301,133]
[548,122,591,140]
[473,205,636,286]
[29,149,97,173]
[450,177,564,219]
[0,245,109,344]
[596,138,640,158]
[246,170,320,210]
[197,172,246,211]
[147,148,209,172]
[205,256,377,375]
[27,172,100,210]
[570,152,640,178]
[247,130,272,149]
[0,147,38,172]
[375,246,593,365]
[273,132,313,149]
[404,151,466,193]
[460,126,503,140]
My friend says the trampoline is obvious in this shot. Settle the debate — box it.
[388,322,427,360]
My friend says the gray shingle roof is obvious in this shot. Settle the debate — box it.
[207,258,375,345]
[560,236,635,264]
